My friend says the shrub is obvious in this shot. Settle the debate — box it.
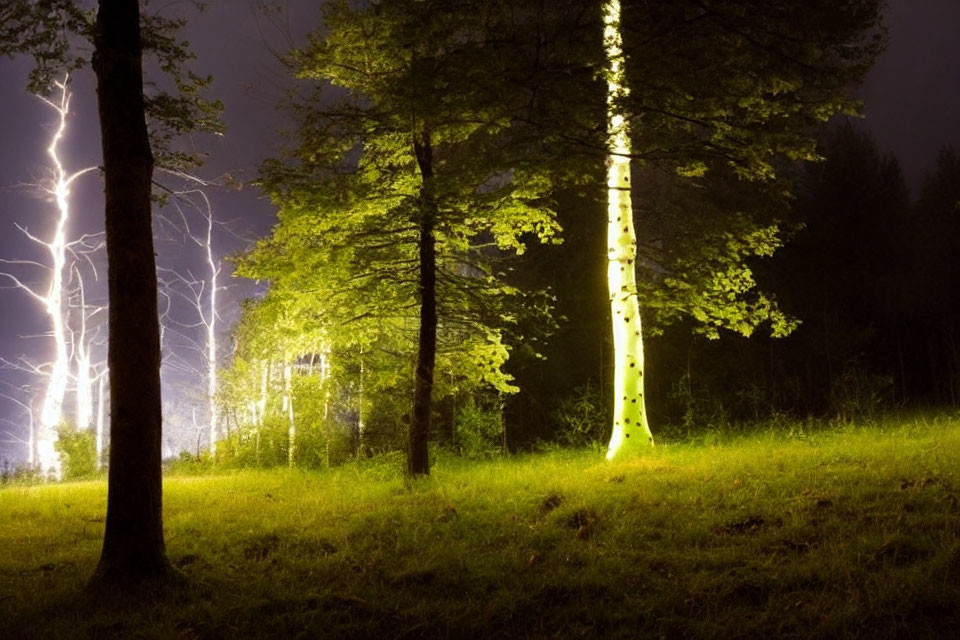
[454,398,504,459]
[0,459,42,485]
[54,423,98,479]
[552,384,609,447]
[829,364,894,421]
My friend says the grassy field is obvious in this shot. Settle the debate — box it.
[1,416,959,639]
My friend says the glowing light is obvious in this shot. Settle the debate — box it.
[95,369,107,467]
[205,203,220,457]
[156,176,222,456]
[0,391,35,466]
[72,265,100,431]
[257,360,269,427]
[38,82,75,479]
[37,80,98,477]
[0,77,96,478]
[603,0,654,460]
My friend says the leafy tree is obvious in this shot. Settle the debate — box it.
[251,0,561,475]
[583,0,884,457]
[711,124,906,420]
[217,292,324,465]
[630,123,915,426]
[410,0,882,454]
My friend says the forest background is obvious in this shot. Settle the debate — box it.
[0,0,958,476]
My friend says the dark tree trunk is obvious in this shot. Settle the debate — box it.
[409,131,437,476]
[88,0,171,588]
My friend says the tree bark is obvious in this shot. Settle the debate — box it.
[88,0,171,588]
[603,0,655,460]
[409,131,437,476]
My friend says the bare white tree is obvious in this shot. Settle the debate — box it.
[0,76,99,478]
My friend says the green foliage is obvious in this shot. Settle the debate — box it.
[551,384,609,447]
[0,459,42,486]
[453,398,503,459]
[0,0,89,93]
[231,0,576,463]
[213,417,289,469]
[214,362,367,471]
[54,423,98,480]
[478,0,884,345]
[1,0,222,169]
[618,0,884,183]
[167,450,213,475]
[829,365,894,422]
[623,0,883,337]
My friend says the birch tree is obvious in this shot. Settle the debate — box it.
[0,76,99,478]
[592,0,883,458]
[602,0,654,457]
[155,179,224,457]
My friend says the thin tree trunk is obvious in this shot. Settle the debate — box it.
[253,358,269,463]
[206,212,219,456]
[896,331,906,405]
[356,346,365,458]
[254,368,262,465]
[258,360,269,425]
[320,352,331,468]
[284,359,295,467]
[409,130,438,476]
[74,273,94,431]
[89,0,171,588]
[35,80,77,480]
[603,0,654,460]
[95,370,106,468]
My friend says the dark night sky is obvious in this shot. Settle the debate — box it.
[859,0,960,187]
[0,0,958,462]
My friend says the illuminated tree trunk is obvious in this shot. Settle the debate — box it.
[37,240,67,478]
[409,131,438,476]
[74,269,94,431]
[36,79,81,479]
[95,370,106,468]
[205,211,220,457]
[320,352,332,468]
[89,0,172,587]
[257,360,269,427]
[1,76,97,478]
[603,0,654,460]
[283,359,295,466]
[357,347,366,457]
[75,353,93,430]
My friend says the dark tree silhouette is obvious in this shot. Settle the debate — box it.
[88,0,171,588]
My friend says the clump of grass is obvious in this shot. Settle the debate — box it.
[1,416,958,639]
